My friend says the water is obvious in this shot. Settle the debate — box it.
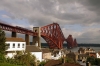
[41,43,100,52]
[70,47,100,52]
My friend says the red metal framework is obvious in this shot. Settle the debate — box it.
[66,35,74,48]
[74,39,78,47]
[0,22,37,36]
[65,35,78,48]
[41,23,65,49]
[0,22,78,49]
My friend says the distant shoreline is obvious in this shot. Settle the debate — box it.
[41,43,100,47]
[78,44,100,47]
[30,42,100,47]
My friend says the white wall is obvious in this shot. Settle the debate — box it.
[5,41,26,58]
[6,53,16,58]
[6,42,26,51]
[96,53,100,58]
[31,52,42,62]
[51,51,62,60]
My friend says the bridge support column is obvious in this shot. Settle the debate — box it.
[25,34,29,45]
[12,32,17,37]
[33,27,41,48]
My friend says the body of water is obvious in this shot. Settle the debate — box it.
[41,43,100,52]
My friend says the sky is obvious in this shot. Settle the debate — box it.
[0,0,100,43]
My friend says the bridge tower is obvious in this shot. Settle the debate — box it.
[33,27,41,48]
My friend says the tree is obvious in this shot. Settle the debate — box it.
[0,28,6,62]
[14,52,36,66]
[38,61,46,66]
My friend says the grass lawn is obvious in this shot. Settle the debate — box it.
[0,63,22,66]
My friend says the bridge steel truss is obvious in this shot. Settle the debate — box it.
[65,35,78,48]
[0,22,37,36]
[0,22,77,49]
[41,23,65,49]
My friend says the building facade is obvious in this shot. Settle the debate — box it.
[42,48,51,60]
[26,45,42,62]
[5,37,26,58]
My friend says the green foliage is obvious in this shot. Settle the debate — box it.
[0,29,6,54]
[65,56,75,63]
[0,54,5,63]
[0,63,22,66]
[87,57,100,65]
[38,61,46,66]
[58,56,75,63]
[14,51,36,66]
[0,29,6,63]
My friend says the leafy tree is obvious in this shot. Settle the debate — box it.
[87,57,100,65]
[0,28,6,62]
[0,28,6,54]
[38,61,46,66]
[65,56,75,63]
[87,57,95,65]
[14,52,36,66]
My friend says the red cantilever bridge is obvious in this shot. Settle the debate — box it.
[0,22,77,49]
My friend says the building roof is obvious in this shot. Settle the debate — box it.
[44,59,82,66]
[89,53,96,58]
[44,60,62,66]
[98,52,100,55]
[85,48,94,51]
[78,47,85,53]
[79,54,89,57]
[42,48,50,53]
[26,45,42,52]
[6,37,25,42]
[62,63,83,66]
[67,52,76,55]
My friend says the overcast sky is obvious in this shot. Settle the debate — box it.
[0,0,100,43]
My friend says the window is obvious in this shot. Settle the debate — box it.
[22,44,24,48]
[13,43,15,48]
[7,43,10,49]
[18,43,20,48]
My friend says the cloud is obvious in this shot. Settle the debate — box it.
[2,15,10,18]
[0,0,97,25]
[76,27,100,43]
[0,0,100,43]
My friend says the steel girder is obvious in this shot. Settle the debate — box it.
[0,22,37,36]
[66,35,74,48]
[66,35,78,48]
[41,23,65,49]
[74,39,78,47]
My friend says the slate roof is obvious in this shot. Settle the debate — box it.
[42,48,50,53]
[6,37,25,42]
[26,45,42,52]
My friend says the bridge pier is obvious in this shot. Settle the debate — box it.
[25,34,29,45]
[12,32,17,37]
[33,27,41,48]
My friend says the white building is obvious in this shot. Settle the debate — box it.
[51,50,64,60]
[26,45,42,62]
[96,52,100,58]
[5,37,26,58]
